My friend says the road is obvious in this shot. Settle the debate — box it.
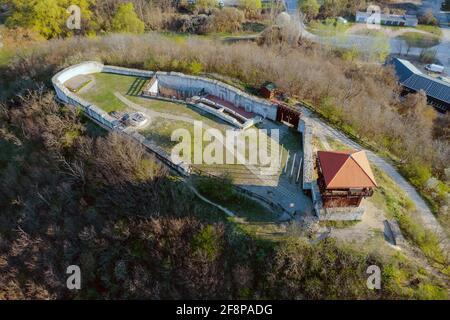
[284,0,450,70]
[434,27,450,70]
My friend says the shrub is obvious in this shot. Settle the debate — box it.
[111,3,145,34]
[419,48,437,64]
[419,10,438,26]
[403,161,432,187]
[207,8,245,34]
[188,60,203,74]
[191,225,222,261]
[238,0,262,19]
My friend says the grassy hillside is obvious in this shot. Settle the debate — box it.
[0,32,448,300]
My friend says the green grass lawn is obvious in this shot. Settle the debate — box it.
[326,136,351,151]
[0,48,13,66]
[309,19,354,37]
[77,73,144,113]
[370,166,448,274]
[416,25,443,37]
[193,174,287,241]
[76,72,295,174]
[398,32,441,48]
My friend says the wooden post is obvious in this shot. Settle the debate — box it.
[290,153,296,178]
[279,146,283,167]
[284,150,290,174]
[296,157,303,183]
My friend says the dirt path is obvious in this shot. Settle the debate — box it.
[301,107,449,252]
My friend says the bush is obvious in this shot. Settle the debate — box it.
[191,225,223,261]
[238,0,262,19]
[419,10,438,26]
[419,48,437,64]
[171,14,211,34]
[403,161,432,187]
[188,60,203,74]
[207,8,245,34]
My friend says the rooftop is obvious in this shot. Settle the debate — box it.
[317,150,377,189]
[356,11,418,22]
[391,58,450,106]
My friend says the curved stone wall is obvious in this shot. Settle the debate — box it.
[155,72,278,120]
[52,61,279,128]
[51,61,293,217]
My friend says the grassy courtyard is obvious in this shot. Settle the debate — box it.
[72,72,303,183]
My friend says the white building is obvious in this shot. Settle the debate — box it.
[356,11,418,27]
[142,77,158,96]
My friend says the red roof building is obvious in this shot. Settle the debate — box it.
[316,150,377,208]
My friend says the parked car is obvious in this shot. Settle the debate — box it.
[425,64,445,73]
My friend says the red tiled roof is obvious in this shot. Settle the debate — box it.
[317,150,377,189]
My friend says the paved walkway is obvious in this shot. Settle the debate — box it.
[302,107,449,251]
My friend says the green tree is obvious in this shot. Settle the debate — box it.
[299,0,320,21]
[238,0,262,12]
[195,0,217,9]
[369,34,390,63]
[191,225,222,261]
[188,60,203,75]
[111,2,145,34]
[5,0,93,39]
[320,0,347,18]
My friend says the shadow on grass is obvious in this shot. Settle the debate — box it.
[126,77,148,96]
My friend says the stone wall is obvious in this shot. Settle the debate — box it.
[52,61,117,129]
[317,206,364,221]
[156,72,278,120]
[299,120,314,191]
[51,62,288,212]
[51,61,189,175]
[54,61,278,122]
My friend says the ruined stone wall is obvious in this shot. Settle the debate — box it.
[51,61,116,129]
[156,72,278,120]
[299,120,314,191]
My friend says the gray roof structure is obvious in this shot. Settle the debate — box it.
[391,58,450,109]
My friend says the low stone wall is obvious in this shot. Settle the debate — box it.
[317,206,364,221]
[193,102,244,128]
[52,61,117,129]
[52,61,190,175]
[156,72,278,120]
[102,65,155,78]
[52,61,280,178]
[299,120,314,191]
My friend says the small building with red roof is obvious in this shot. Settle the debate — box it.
[316,150,377,208]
